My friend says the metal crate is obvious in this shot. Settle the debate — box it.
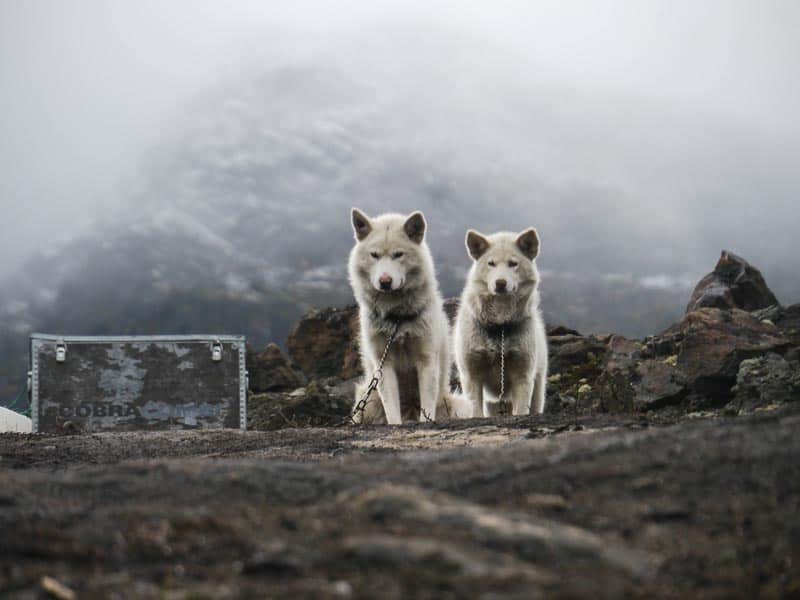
[29,334,247,433]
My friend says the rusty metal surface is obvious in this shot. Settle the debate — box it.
[30,334,246,433]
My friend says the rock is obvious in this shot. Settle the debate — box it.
[287,306,361,380]
[597,336,688,412]
[546,334,608,402]
[729,353,800,413]
[659,308,791,405]
[594,308,791,412]
[247,381,351,430]
[631,360,688,409]
[686,250,779,313]
[547,324,582,337]
[754,302,800,348]
[548,335,608,372]
[596,336,640,412]
[246,343,307,393]
[40,576,76,600]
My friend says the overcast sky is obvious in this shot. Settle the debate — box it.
[2,0,799,279]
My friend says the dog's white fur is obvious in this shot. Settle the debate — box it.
[348,208,470,424]
[454,228,548,417]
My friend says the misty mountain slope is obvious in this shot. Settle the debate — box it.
[2,33,798,402]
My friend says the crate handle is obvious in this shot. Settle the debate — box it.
[56,340,67,363]
[211,340,223,362]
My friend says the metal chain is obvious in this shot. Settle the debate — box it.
[348,320,400,424]
[497,328,510,416]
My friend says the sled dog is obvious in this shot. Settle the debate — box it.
[454,228,548,417]
[348,208,469,424]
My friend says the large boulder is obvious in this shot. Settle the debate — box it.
[246,343,307,393]
[662,308,791,403]
[287,306,361,380]
[686,250,779,313]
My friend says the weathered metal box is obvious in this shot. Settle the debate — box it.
[29,334,247,434]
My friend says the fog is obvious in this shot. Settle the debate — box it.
[2,0,800,287]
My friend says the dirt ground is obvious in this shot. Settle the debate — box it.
[2,406,800,599]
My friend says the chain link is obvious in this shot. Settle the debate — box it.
[497,328,510,416]
[347,321,400,424]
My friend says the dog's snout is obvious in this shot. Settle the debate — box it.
[495,278,507,292]
[379,273,393,290]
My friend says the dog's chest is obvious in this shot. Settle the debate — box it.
[466,334,529,376]
[388,337,423,421]
[386,334,425,370]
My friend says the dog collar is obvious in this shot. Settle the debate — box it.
[383,309,423,325]
[375,302,427,325]
[476,317,528,339]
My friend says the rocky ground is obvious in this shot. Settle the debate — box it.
[1,406,800,599]
[2,251,800,598]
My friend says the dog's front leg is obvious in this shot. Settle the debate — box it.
[511,376,536,416]
[532,369,547,414]
[418,362,440,422]
[378,366,402,425]
[461,374,484,418]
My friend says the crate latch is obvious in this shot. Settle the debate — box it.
[211,339,223,362]
[55,340,67,363]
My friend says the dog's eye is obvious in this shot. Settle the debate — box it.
[370,251,380,259]
[487,261,496,267]
[392,251,404,259]
[508,260,518,268]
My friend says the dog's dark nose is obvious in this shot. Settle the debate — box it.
[495,279,507,293]
[379,273,393,290]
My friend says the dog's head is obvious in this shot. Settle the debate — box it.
[465,228,540,296]
[350,208,429,293]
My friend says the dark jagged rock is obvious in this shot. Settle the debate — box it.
[586,306,794,412]
[246,343,307,393]
[729,353,800,413]
[549,334,608,372]
[596,336,687,412]
[287,305,361,380]
[595,336,639,412]
[661,307,791,404]
[546,324,582,337]
[754,302,800,348]
[545,334,608,405]
[686,250,779,313]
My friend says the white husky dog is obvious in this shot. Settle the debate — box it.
[348,208,469,424]
[454,228,548,417]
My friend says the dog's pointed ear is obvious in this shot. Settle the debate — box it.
[351,208,372,241]
[466,230,490,260]
[516,228,540,260]
[404,211,426,244]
